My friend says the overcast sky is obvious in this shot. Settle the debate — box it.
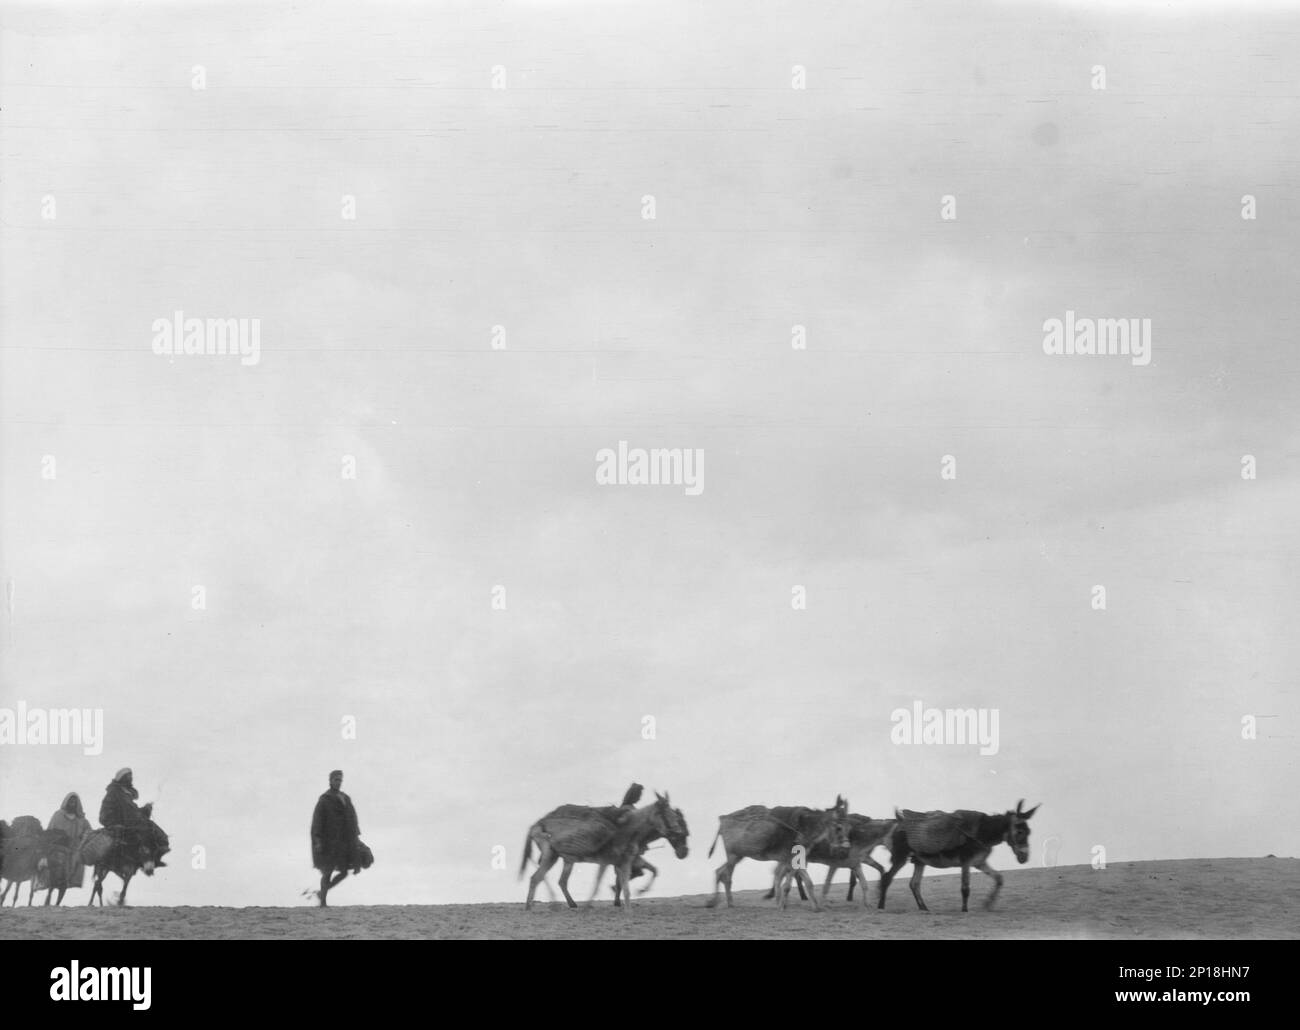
[1,0,1297,907]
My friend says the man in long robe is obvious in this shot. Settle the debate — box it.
[47,792,92,890]
[99,768,144,832]
[310,769,363,907]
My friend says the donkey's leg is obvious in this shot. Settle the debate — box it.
[781,866,793,903]
[118,872,134,907]
[525,847,559,909]
[557,859,579,909]
[851,863,871,909]
[765,864,782,903]
[28,878,37,906]
[0,880,9,905]
[720,856,740,907]
[821,864,838,900]
[960,864,972,912]
[588,862,607,904]
[797,868,822,911]
[977,860,1004,910]
[877,847,910,910]
[773,862,790,908]
[853,853,887,899]
[706,854,735,908]
[907,861,929,912]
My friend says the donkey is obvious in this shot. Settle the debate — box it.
[528,783,667,905]
[769,813,896,908]
[706,796,850,911]
[81,819,171,907]
[878,800,1040,912]
[0,816,46,906]
[521,791,689,912]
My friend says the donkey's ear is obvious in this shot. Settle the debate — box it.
[1021,803,1040,819]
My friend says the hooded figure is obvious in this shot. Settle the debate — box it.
[99,768,144,832]
[47,793,92,888]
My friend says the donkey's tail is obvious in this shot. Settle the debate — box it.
[518,827,534,879]
[707,825,722,859]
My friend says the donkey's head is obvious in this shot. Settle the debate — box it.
[138,823,171,876]
[1004,799,1039,864]
[809,795,852,857]
[653,792,690,859]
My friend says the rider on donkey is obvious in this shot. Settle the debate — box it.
[98,768,153,860]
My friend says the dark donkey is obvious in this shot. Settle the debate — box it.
[80,815,171,907]
[878,800,1039,912]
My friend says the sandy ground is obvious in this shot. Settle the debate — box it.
[1,858,1295,940]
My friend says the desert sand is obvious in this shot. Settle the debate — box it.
[1,858,1295,940]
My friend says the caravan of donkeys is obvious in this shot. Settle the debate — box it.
[520,784,1040,914]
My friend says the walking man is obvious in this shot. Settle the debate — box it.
[47,792,92,894]
[311,769,362,907]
